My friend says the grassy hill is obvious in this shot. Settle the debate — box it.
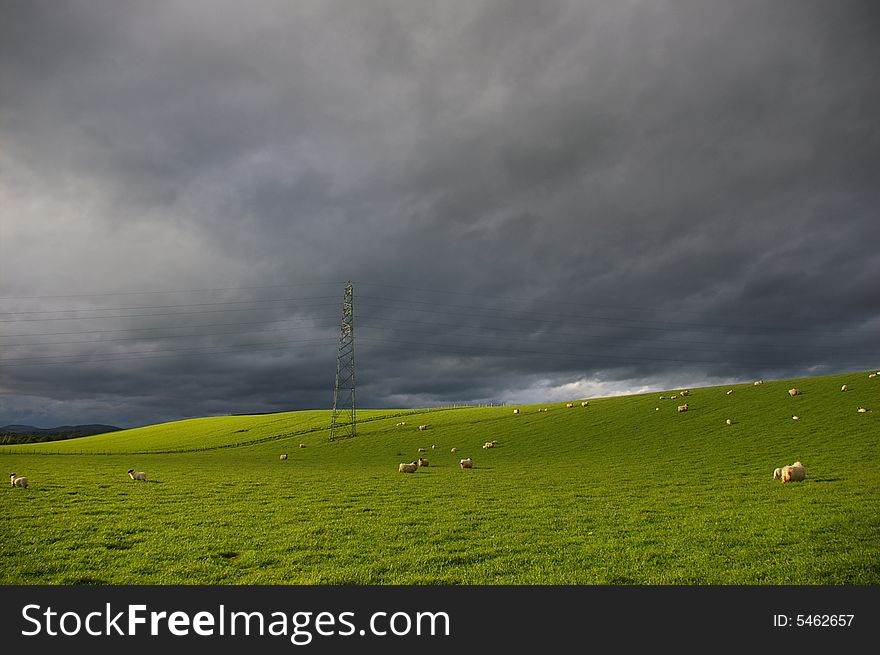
[2,369,878,584]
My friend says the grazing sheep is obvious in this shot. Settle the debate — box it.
[677,404,689,413]
[418,425,429,431]
[857,407,867,413]
[127,469,147,481]
[869,373,877,379]
[513,408,520,414]
[581,401,589,407]
[566,403,574,408]
[418,458,429,467]
[788,388,800,396]
[451,447,458,453]
[780,461,806,483]
[754,380,764,385]
[680,390,690,397]
[279,454,288,460]
[671,395,678,400]
[772,468,782,480]
[459,458,473,469]
[841,384,849,392]
[725,419,732,426]
[299,443,306,448]
[660,396,667,400]
[792,415,800,420]
[483,442,495,449]
[726,390,734,395]
[9,473,28,488]
[418,447,426,452]
[432,444,436,449]
[398,461,419,473]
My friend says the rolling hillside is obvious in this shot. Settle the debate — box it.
[1,369,878,585]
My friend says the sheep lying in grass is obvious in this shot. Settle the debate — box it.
[754,380,764,385]
[780,461,806,483]
[459,458,473,469]
[398,461,419,473]
[726,389,734,395]
[418,425,429,431]
[857,407,868,413]
[788,388,801,397]
[127,469,147,481]
[279,454,288,460]
[10,473,28,488]
[792,415,800,420]
[395,421,406,427]
[869,373,877,379]
[677,404,688,413]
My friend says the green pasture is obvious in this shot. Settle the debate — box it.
[2,370,878,584]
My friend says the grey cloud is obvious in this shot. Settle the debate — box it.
[1,0,878,427]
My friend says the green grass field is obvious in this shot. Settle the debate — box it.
[2,370,878,585]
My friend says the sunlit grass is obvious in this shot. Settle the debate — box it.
[2,370,878,584]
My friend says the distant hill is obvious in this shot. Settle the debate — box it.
[0,424,122,445]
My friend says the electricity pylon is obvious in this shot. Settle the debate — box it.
[329,281,356,441]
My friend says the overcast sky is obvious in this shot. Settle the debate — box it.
[1,0,878,428]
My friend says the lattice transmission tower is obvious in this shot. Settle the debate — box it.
[329,281,356,441]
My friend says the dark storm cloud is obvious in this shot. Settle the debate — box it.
[1,0,878,427]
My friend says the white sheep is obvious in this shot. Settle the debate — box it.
[451,447,458,453]
[299,443,306,448]
[671,395,678,400]
[780,461,806,483]
[726,390,734,395]
[566,403,574,408]
[841,384,848,392]
[655,407,659,411]
[418,457,429,467]
[398,461,419,473]
[418,447,426,452]
[857,407,867,413]
[396,421,407,427]
[459,458,473,469]
[483,442,494,449]
[792,415,800,420]
[725,419,732,426]
[788,388,800,396]
[581,401,589,407]
[279,453,288,460]
[127,469,147,481]
[680,390,690,397]
[869,373,877,379]
[677,404,688,413]
[10,473,28,488]
[418,424,429,431]
[660,396,667,400]
[754,380,764,385]
[772,467,782,480]
[513,408,520,414]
